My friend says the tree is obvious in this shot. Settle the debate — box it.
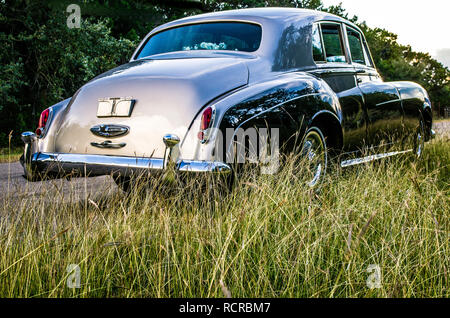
[0,0,136,146]
[361,25,450,115]
[1,0,448,147]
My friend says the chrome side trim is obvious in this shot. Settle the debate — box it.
[340,149,412,168]
[375,99,401,107]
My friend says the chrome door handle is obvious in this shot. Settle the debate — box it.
[91,140,126,149]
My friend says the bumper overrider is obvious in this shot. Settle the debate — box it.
[20,132,231,181]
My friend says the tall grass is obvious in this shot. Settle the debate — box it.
[0,138,448,298]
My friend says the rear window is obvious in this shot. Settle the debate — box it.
[136,22,262,59]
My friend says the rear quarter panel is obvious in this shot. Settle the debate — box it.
[391,81,431,139]
[180,72,341,163]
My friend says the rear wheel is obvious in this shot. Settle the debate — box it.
[299,127,328,188]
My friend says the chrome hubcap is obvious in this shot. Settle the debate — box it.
[416,132,423,157]
[301,131,326,188]
[415,122,425,158]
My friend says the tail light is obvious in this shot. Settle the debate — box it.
[36,108,50,136]
[197,106,215,143]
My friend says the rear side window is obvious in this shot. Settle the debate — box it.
[312,24,326,62]
[346,27,366,65]
[321,24,346,63]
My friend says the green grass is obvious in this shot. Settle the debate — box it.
[434,118,450,124]
[0,138,448,298]
[0,148,22,163]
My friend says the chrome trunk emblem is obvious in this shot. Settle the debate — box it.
[97,97,135,117]
[90,124,129,138]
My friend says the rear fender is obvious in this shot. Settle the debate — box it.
[35,98,72,153]
[181,73,341,163]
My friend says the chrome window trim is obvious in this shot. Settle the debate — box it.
[312,22,327,63]
[316,21,351,65]
[343,23,376,69]
[343,24,368,67]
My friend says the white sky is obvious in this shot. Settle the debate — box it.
[321,0,450,67]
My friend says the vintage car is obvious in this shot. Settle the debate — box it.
[21,8,434,188]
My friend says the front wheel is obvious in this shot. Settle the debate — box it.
[413,120,425,159]
[299,127,328,188]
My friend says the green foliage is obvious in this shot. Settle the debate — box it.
[1,0,449,147]
[361,26,450,111]
[0,0,137,146]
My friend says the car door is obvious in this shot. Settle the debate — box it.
[344,25,404,151]
[309,22,368,154]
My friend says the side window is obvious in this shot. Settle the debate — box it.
[346,27,366,65]
[312,24,326,62]
[321,24,346,63]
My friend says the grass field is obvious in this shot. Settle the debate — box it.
[0,148,22,163]
[0,137,448,298]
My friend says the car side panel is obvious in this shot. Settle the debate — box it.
[391,81,430,147]
[309,67,368,153]
[356,74,404,149]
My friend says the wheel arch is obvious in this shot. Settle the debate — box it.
[309,110,343,154]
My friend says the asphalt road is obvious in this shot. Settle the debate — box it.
[1,122,448,202]
[0,161,118,203]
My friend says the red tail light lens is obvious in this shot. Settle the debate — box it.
[198,106,214,142]
[200,107,213,130]
[36,108,50,136]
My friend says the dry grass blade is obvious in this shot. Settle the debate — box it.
[219,279,232,298]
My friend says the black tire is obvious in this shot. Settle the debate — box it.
[114,175,131,193]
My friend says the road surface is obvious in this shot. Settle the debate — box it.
[0,161,118,203]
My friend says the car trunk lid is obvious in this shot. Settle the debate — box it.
[54,57,248,158]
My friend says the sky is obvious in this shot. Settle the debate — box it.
[321,0,450,68]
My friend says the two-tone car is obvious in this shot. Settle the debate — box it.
[21,8,434,189]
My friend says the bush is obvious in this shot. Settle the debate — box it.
[0,1,137,146]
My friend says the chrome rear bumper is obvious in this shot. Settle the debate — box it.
[21,132,231,180]
[31,152,230,176]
